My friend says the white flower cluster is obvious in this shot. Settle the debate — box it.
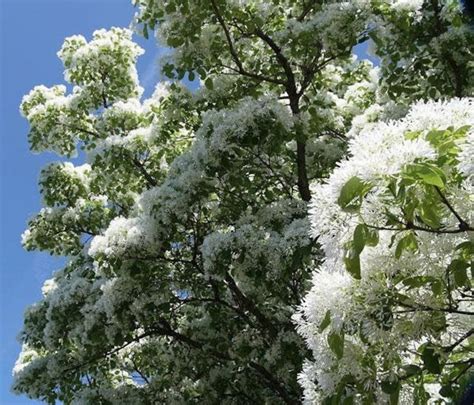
[57,28,144,106]
[99,99,147,131]
[458,131,474,181]
[200,96,293,158]
[278,1,370,54]
[201,199,310,281]
[87,95,294,262]
[296,97,474,403]
[22,195,109,256]
[310,1,369,52]
[20,85,68,120]
[19,85,88,156]
[19,28,147,157]
[389,0,424,14]
[40,162,92,206]
[88,215,158,258]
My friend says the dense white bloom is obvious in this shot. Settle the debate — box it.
[390,0,424,13]
[12,345,42,377]
[295,270,352,334]
[88,215,158,258]
[41,278,59,297]
[297,98,474,402]
[458,131,474,180]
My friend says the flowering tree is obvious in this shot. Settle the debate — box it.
[295,97,474,404]
[293,1,474,404]
[12,0,473,404]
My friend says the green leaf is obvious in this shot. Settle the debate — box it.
[402,364,422,378]
[342,396,354,405]
[431,280,442,296]
[408,163,446,189]
[196,66,207,79]
[164,2,176,13]
[327,331,344,360]
[381,378,400,394]
[404,130,421,140]
[430,312,446,332]
[421,345,442,374]
[353,224,379,254]
[402,276,436,288]
[167,36,183,48]
[439,385,455,398]
[414,384,429,405]
[365,227,379,247]
[188,71,195,81]
[455,241,474,255]
[344,247,361,279]
[319,310,331,333]
[395,232,418,259]
[448,259,470,287]
[337,177,372,212]
[177,69,185,80]
[353,224,367,254]
[204,78,214,90]
[419,201,441,229]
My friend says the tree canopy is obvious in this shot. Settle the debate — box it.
[12,1,473,404]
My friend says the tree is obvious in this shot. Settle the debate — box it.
[12,1,473,404]
[295,97,474,404]
[292,1,474,404]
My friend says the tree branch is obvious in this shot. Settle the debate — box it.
[297,0,317,22]
[444,328,474,353]
[156,318,297,404]
[132,157,158,188]
[224,273,278,338]
[435,186,470,231]
[209,0,286,86]
[365,222,474,235]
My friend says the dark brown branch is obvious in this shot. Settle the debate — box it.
[125,254,194,266]
[224,273,278,338]
[99,71,109,109]
[395,302,474,316]
[251,30,311,201]
[295,140,311,201]
[132,157,158,188]
[297,1,317,22]
[156,319,297,404]
[209,0,286,86]
[210,0,311,201]
[249,361,299,404]
[131,358,150,385]
[365,223,474,235]
[117,254,261,331]
[435,186,470,231]
[65,330,156,374]
[62,124,101,139]
[65,316,296,404]
[253,28,298,97]
[74,226,97,236]
[297,51,349,98]
[243,146,293,197]
[444,328,474,353]
[452,359,474,383]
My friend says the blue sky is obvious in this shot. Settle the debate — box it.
[0,0,160,403]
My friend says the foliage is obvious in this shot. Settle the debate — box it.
[295,98,474,404]
[12,1,473,404]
